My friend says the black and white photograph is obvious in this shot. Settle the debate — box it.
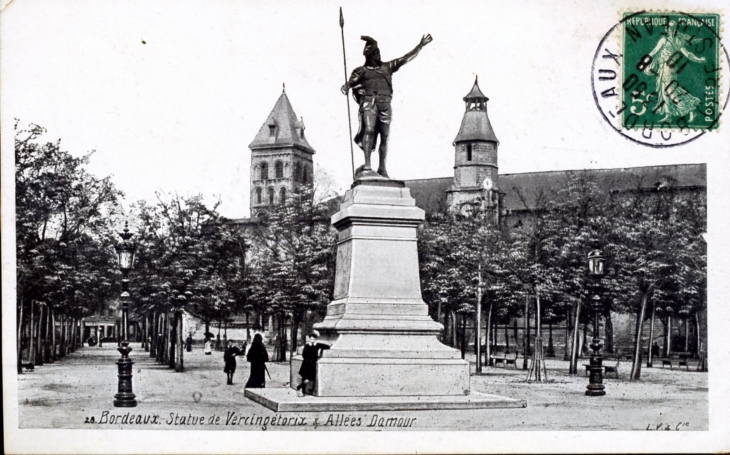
[2,0,729,453]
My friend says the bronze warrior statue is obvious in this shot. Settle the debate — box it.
[341,34,433,179]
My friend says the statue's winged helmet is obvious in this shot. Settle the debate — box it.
[361,36,379,56]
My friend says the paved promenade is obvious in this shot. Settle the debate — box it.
[16,343,708,431]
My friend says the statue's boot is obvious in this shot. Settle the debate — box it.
[356,135,375,178]
[377,146,389,178]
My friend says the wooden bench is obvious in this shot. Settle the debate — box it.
[491,352,518,369]
[604,358,620,378]
[583,358,620,378]
[661,353,692,370]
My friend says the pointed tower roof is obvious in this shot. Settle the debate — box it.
[463,76,489,101]
[453,77,498,144]
[249,87,315,154]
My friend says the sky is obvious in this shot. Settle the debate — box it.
[2,0,729,221]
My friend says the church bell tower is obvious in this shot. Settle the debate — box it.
[248,86,316,218]
[446,77,501,216]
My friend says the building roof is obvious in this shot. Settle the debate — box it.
[405,177,453,214]
[454,79,498,144]
[499,163,706,212]
[463,77,489,101]
[404,163,706,214]
[249,89,315,154]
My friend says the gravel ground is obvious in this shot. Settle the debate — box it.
[16,343,707,431]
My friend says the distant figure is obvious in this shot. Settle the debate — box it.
[223,341,242,385]
[296,331,331,397]
[651,342,660,359]
[204,338,212,355]
[186,334,193,352]
[98,327,103,347]
[245,334,269,388]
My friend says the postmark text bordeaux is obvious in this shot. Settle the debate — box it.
[592,11,728,147]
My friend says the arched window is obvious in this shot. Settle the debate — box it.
[294,163,302,182]
[279,187,287,205]
[275,161,284,179]
[303,166,311,184]
[466,144,472,161]
[267,187,275,205]
[256,187,262,204]
[260,162,269,180]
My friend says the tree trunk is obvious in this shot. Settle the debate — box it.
[665,316,672,357]
[694,314,701,357]
[647,303,656,367]
[450,310,457,347]
[69,318,76,353]
[29,300,35,364]
[629,292,649,381]
[684,317,690,352]
[45,307,53,362]
[436,300,443,342]
[570,300,582,374]
[223,317,228,350]
[604,305,614,354]
[291,312,300,357]
[51,308,56,361]
[245,312,251,341]
[547,322,554,357]
[59,312,66,358]
[523,296,530,370]
[17,299,25,373]
[169,312,176,369]
[512,319,519,355]
[157,313,164,363]
[564,310,571,361]
[36,305,45,365]
[150,312,157,357]
[460,314,466,360]
[175,311,184,372]
[505,324,510,352]
[485,301,493,367]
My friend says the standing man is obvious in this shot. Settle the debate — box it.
[341,34,433,178]
[296,331,331,397]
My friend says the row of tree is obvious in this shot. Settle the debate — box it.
[418,170,707,379]
[16,123,706,381]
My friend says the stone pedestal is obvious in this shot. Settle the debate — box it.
[292,180,469,397]
[247,179,526,411]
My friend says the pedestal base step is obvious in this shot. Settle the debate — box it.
[243,388,527,412]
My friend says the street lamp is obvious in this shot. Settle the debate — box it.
[476,273,485,374]
[585,249,606,397]
[113,221,138,407]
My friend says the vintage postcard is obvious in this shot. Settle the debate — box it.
[2,0,730,453]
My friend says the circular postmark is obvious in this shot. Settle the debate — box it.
[592,11,730,147]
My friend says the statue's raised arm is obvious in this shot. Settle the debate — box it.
[340,34,433,179]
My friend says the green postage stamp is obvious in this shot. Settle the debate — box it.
[592,11,728,147]
[621,12,721,132]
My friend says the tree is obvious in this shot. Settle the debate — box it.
[251,185,337,360]
[15,122,122,370]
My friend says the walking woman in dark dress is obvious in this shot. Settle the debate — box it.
[223,341,241,385]
[297,331,330,396]
[245,334,269,388]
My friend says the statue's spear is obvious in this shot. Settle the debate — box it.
[339,7,355,181]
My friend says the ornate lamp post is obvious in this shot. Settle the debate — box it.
[585,248,606,397]
[113,221,138,407]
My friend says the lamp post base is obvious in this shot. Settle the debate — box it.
[585,354,606,397]
[114,342,137,407]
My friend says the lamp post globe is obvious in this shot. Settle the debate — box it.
[585,248,606,397]
[113,221,138,407]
